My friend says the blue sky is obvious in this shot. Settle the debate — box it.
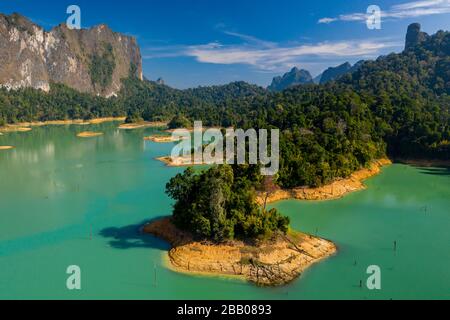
[1,0,449,88]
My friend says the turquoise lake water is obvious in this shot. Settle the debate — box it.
[0,122,449,300]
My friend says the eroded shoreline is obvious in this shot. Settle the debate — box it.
[144,217,336,286]
[76,131,104,138]
[119,121,168,130]
[144,135,187,143]
[257,159,392,205]
[0,126,32,133]
[0,117,126,133]
[156,156,206,167]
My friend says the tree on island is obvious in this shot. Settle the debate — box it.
[125,110,144,123]
[165,165,289,242]
[261,176,278,210]
[168,114,191,129]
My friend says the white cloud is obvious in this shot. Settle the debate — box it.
[317,17,337,24]
[143,33,401,73]
[392,0,447,10]
[222,31,276,48]
[318,0,450,24]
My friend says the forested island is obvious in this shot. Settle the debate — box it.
[144,165,336,286]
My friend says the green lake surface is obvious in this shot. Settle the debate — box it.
[0,122,449,300]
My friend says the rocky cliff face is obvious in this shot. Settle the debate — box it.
[405,23,429,51]
[268,67,313,92]
[0,13,143,97]
[319,62,352,84]
[319,60,364,84]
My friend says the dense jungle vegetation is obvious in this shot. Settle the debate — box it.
[0,28,448,190]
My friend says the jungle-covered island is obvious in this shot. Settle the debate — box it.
[144,165,336,286]
[144,158,391,285]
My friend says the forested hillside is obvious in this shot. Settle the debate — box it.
[0,24,448,188]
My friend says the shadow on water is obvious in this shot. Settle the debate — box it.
[417,167,450,176]
[99,216,170,251]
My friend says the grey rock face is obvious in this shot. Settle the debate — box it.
[405,23,429,50]
[0,13,143,96]
[319,61,365,84]
[320,62,352,84]
[268,67,313,92]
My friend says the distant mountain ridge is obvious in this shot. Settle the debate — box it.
[320,63,351,84]
[270,61,365,91]
[268,67,313,91]
[0,13,142,97]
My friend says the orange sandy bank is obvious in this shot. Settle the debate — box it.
[87,117,126,124]
[257,159,392,205]
[76,131,104,138]
[164,126,228,134]
[156,156,205,167]
[0,126,32,133]
[144,217,336,286]
[119,121,168,130]
[0,117,126,132]
[144,135,187,143]
[0,146,14,150]
[156,154,224,167]
[0,117,126,133]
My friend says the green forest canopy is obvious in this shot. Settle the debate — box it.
[165,165,289,242]
[0,26,448,190]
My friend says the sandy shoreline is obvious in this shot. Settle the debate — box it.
[164,127,205,133]
[0,146,14,150]
[88,117,126,124]
[0,126,32,133]
[0,117,126,133]
[76,131,104,138]
[119,121,168,130]
[156,158,392,189]
[156,155,224,167]
[164,126,229,134]
[144,217,336,286]
[257,159,392,205]
[156,156,207,167]
[144,135,187,143]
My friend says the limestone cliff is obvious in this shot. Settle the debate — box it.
[405,23,429,51]
[268,67,313,92]
[0,13,143,97]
